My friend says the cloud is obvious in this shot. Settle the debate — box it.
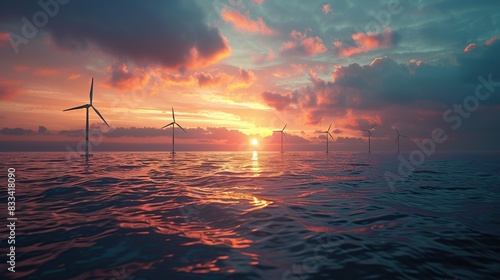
[106,62,150,90]
[68,74,80,80]
[486,36,499,46]
[14,66,29,72]
[0,80,20,100]
[464,43,476,53]
[261,91,298,111]
[0,32,9,48]
[227,68,256,90]
[221,9,277,35]
[0,0,230,71]
[238,68,256,84]
[322,4,332,15]
[333,29,396,57]
[38,126,47,134]
[161,73,196,87]
[252,49,275,64]
[0,127,34,136]
[251,0,264,4]
[33,68,60,76]
[195,72,233,88]
[268,39,500,126]
[59,126,250,144]
[279,30,327,57]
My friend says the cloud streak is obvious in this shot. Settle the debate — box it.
[221,9,277,35]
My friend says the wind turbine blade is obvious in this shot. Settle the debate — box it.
[89,78,94,105]
[395,136,399,144]
[328,132,334,140]
[396,128,400,135]
[401,134,407,137]
[327,123,332,132]
[161,122,175,129]
[273,130,281,132]
[171,107,175,122]
[369,131,374,138]
[63,104,87,111]
[283,132,288,140]
[370,125,375,130]
[282,124,287,131]
[176,123,187,133]
[92,106,109,127]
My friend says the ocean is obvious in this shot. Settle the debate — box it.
[1,151,499,279]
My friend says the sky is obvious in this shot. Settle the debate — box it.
[0,0,499,152]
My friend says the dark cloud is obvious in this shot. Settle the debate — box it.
[38,126,47,134]
[261,91,298,111]
[264,39,500,127]
[1,0,230,70]
[0,127,35,135]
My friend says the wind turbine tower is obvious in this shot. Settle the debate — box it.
[161,107,187,154]
[320,124,334,153]
[361,125,375,153]
[272,124,287,153]
[395,128,407,154]
[63,78,109,159]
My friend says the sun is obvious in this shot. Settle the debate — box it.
[251,139,258,146]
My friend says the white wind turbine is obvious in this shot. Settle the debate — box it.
[361,125,375,153]
[395,128,407,154]
[319,124,334,153]
[63,78,109,158]
[272,124,287,153]
[161,107,187,154]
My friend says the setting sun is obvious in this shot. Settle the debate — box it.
[251,139,258,146]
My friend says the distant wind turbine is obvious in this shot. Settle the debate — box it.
[63,78,109,159]
[361,125,375,153]
[395,128,407,154]
[161,107,186,154]
[273,124,287,153]
[319,124,334,153]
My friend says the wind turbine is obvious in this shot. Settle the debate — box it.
[319,124,334,153]
[63,78,109,159]
[361,125,375,153]
[161,107,187,154]
[395,128,407,154]
[273,124,287,153]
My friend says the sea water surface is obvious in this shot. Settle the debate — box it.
[1,151,499,279]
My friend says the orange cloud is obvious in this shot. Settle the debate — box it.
[464,43,476,53]
[0,32,9,47]
[14,66,29,72]
[280,30,327,57]
[106,62,150,90]
[162,73,196,86]
[252,0,264,4]
[485,36,499,46]
[334,29,395,57]
[228,68,256,90]
[0,80,21,100]
[195,72,233,88]
[68,74,81,80]
[261,91,298,111]
[322,4,332,14]
[221,9,277,35]
[185,36,232,70]
[252,49,275,64]
[33,68,60,76]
